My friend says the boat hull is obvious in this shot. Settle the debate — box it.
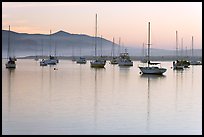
[44,59,57,65]
[139,67,166,75]
[118,61,133,66]
[190,61,202,65]
[173,65,184,70]
[173,61,184,70]
[76,58,87,64]
[5,63,16,69]
[110,60,118,64]
[40,61,47,66]
[90,61,105,68]
[77,60,87,64]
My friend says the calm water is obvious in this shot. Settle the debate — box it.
[2,59,202,135]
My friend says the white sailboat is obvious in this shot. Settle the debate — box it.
[44,30,57,65]
[110,37,118,64]
[5,25,16,69]
[118,48,133,66]
[90,14,106,68]
[139,22,167,75]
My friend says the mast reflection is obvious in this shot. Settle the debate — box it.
[7,69,15,118]
[94,68,98,131]
[140,74,166,133]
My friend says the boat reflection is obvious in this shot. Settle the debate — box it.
[7,69,15,118]
[140,74,166,79]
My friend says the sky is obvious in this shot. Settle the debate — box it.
[2,2,202,49]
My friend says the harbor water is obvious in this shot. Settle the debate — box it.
[2,59,202,135]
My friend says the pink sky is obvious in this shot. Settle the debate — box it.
[2,2,202,49]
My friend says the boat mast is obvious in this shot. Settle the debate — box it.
[7,25,10,60]
[95,14,97,58]
[50,30,52,56]
[176,30,178,59]
[41,39,43,58]
[72,45,74,58]
[55,39,57,57]
[79,45,81,57]
[181,38,183,58]
[142,43,145,57]
[192,36,194,59]
[118,37,121,56]
[147,22,151,67]
[112,37,115,58]
[100,35,102,57]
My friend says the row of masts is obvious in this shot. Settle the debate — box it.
[5,14,200,70]
[175,31,194,58]
[141,32,196,59]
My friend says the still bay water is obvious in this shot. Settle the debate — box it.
[2,59,202,135]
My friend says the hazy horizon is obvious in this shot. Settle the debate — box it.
[2,2,202,50]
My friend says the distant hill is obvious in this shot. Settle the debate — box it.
[2,30,202,58]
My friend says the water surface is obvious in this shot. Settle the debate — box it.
[2,59,202,135]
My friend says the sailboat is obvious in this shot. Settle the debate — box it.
[179,38,190,68]
[140,43,147,63]
[71,45,76,61]
[76,46,87,64]
[190,36,202,65]
[118,48,133,66]
[99,35,106,63]
[40,39,47,66]
[90,14,106,68]
[138,22,167,75]
[110,37,118,64]
[173,31,184,70]
[44,30,57,65]
[53,40,59,63]
[5,25,16,69]
[34,43,39,61]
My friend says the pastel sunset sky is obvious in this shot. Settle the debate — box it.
[2,2,202,49]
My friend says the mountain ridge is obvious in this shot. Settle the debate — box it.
[2,29,202,58]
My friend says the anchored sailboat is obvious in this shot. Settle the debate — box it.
[173,31,184,70]
[110,37,118,64]
[5,25,16,69]
[40,39,47,66]
[54,40,59,63]
[190,36,202,65]
[44,30,57,65]
[118,48,133,66]
[71,45,76,61]
[138,22,167,75]
[140,43,147,63]
[34,44,39,61]
[76,45,87,64]
[90,14,106,68]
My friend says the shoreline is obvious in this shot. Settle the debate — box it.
[2,56,202,62]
